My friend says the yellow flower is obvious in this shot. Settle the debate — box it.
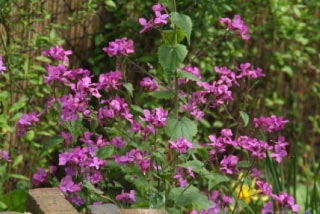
[234,176,260,204]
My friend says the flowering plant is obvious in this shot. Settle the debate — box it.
[18,2,300,214]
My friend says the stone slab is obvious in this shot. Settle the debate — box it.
[120,209,167,214]
[87,203,120,214]
[25,188,77,214]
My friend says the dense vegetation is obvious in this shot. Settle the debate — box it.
[0,0,319,213]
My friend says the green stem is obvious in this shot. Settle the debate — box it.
[172,0,179,118]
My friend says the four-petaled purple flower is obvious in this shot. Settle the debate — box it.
[103,37,134,57]
[138,3,169,33]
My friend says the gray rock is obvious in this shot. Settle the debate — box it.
[87,204,120,214]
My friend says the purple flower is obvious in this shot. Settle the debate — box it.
[214,66,239,87]
[0,55,6,74]
[272,192,300,213]
[59,175,82,193]
[140,77,159,91]
[61,131,73,145]
[97,71,122,92]
[173,167,188,188]
[187,166,195,178]
[111,136,126,149]
[270,136,288,163]
[42,45,72,64]
[178,65,202,85]
[261,201,274,214]
[219,14,250,40]
[0,150,11,162]
[103,37,134,57]
[116,190,135,204]
[139,18,154,33]
[254,115,289,132]
[236,63,265,79]
[66,193,85,206]
[33,168,47,186]
[220,155,239,175]
[152,3,166,13]
[139,3,168,33]
[256,180,273,196]
[154,12,169,25]
[140,107,168,128]
[169,137,193,154]
[17,112,39,136]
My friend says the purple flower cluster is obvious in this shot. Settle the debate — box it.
[140,77,159,91]
[113,149,151,172]
[169,137,193,154]
[254,115,289,133]
[208,128,288,163]
[42,45,72,64]
[139,3,169,33]
[190,190,232,214]
[220,154,239,175]
[172,166,195,188]
[270,136,288,163]
[219,14,250,40]
[256,180,300,213]
[17,112,39,136]
[139,107,168,128]
[102,37,134,57]
[55,131,108,204]
[116,190,136,204]
[0,55,6,74]
[237,63,265,79]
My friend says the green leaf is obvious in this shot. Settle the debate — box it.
[36,56,51,63]
[149,90,175,99]
[179,160,204,173]
[171,12,193,45]
[9,96,28,113]
[130,104,144,114]
[43,135,64,150]
[123,82,134,97]
[12,155,23,168]
[1,189,27,212]
[165,116,197,141]
[96,146,114,159]
[83,180,104,195]
[168,186,210,210]
[208,174,229,190]
[197,148,208,160]
[8,174,29,181]
[69,114,83,142]
[177,70,200,82]
[161,29,185,45]
[158,44,187,74]
[24,130,35,141]
[240,111,249,127]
